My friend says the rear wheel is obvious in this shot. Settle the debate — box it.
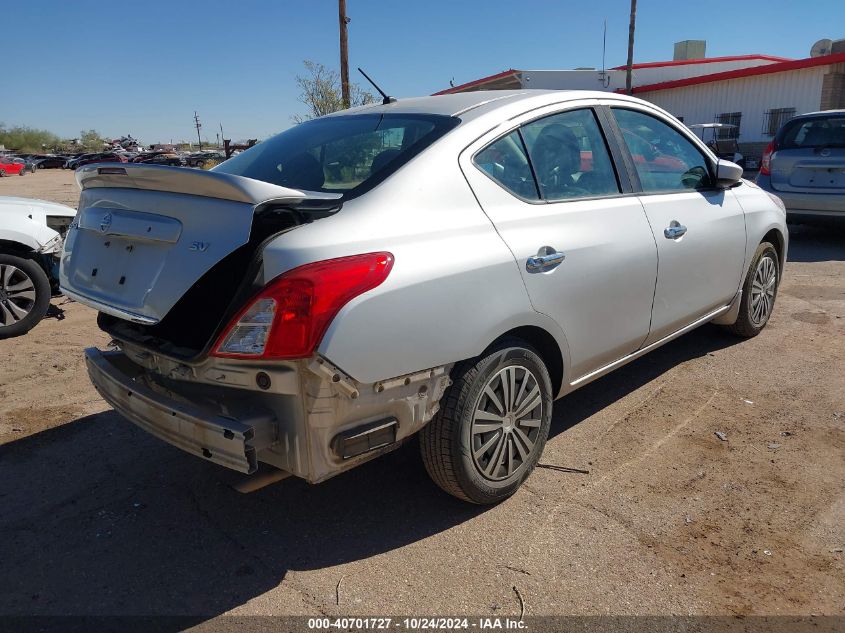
[0,254,52,339]
[420,339,553,504]
[725,241,779,337]
[0,169,6,177]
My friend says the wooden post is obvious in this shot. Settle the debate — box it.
[339,0,351,109]
[625,0,637,95]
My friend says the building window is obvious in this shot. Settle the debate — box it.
[762,107,796,136]
[715,112,742,139]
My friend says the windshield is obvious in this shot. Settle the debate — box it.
[213,113,459,198]
[780,115,845,149]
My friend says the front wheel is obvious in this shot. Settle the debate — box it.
[725,241,779,337]
[420,339,553,504]
[0,254,52,339]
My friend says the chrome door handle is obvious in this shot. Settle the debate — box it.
[526,251,566,271]
[664,221,687,239]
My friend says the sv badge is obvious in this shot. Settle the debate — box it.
[189,241,210,252]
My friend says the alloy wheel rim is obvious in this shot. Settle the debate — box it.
[471,365,543,481]
[750,255,777,326]
[0,265,37,327]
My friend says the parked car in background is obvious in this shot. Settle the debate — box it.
[0,156,26,176]
[11,157,37,174]
[67,152,128,170]
[32,155,70,169]
[757,109,845,223]
[185,151,225,168]
[61,90,787,503]
[132,152,186,167]
[0,197,77,338]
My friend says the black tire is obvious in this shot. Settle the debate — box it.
[0,254,52,339]
[725,241,779,338]
[0,169,6,177]
[420,339,553,504]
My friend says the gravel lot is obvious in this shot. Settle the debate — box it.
[0,170,843,623]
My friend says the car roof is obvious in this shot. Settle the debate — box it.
[326,90,645,122]
[793,109,845,119]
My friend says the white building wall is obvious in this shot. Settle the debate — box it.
[637,67,827,144]
[630,58,780,85]
[516,59,785,95]
[519,70,625,91]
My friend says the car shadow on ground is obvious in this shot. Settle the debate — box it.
[0,324,742,624]
[786,222,845,263]
[547,323,742,441]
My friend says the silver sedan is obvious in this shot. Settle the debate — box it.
[60,90,788,503]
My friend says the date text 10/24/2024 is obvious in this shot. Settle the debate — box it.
[307,617,527,630]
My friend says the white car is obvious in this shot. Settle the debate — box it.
[60,91,787,503]
[0,197,77,338]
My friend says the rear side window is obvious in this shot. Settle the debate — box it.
[780,115,845,149]
[213,113,459,199]
[521,108,620,200]
[474,130,540,200]
[613,108,713,192]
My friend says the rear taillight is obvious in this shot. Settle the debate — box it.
[760,141,775,176]
[211,252,394,360]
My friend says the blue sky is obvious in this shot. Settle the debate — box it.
[3,0,843,143]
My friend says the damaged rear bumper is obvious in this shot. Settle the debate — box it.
[85,344,452,483]
[84,347,276,473]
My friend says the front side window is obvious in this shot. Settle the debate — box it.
[613,108,713,193]
[214,114,459,199]
[521,108,620,200]
[474,130,540,200]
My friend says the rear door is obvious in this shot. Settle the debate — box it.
[770,113,845,194]
[460,103,658,381]
[608,105,747,344]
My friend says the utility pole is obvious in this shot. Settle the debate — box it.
[194,111,203,151]
[339,0,351,109]
[625,0,637,95]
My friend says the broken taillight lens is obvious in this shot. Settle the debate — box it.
[211,252,394,360]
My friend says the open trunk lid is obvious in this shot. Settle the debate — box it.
[60,163,340,330]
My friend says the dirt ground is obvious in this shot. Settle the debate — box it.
[0,170,843,623]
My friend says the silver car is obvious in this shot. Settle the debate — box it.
[60,91,787,504]
[756,109,845,223]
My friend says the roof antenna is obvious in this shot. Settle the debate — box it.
[358,67,396,105]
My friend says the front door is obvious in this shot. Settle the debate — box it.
[461,105,658,381]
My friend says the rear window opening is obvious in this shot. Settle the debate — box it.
[780,115,845,149]
[212,113,460,199]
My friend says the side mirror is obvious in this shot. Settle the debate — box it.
[715,159,743,187]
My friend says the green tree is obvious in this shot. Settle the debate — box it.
[79,129,107,151]
[293,60,375,123]
[0,123,61,153]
